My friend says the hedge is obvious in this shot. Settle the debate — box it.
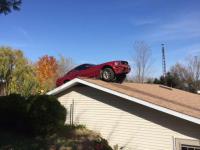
[0,94,66,136]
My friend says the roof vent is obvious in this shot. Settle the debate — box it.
[159,85,172,90]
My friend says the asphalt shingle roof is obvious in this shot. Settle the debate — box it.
[82,78,200,120]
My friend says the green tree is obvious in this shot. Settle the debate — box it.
[0,0,21,15]
[154,62,198,93]
[0,47,39,96]
[159,72,180,88]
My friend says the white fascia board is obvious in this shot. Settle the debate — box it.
[47,78,200,125]
[47,79,80,95]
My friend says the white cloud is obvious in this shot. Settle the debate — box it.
[142,12,200,41]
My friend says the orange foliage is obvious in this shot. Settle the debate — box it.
[36,55,58,90]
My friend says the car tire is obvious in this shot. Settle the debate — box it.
[116,74,126,83]
[101,68,115,82]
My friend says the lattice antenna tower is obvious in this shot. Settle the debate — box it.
[162,44,166,77]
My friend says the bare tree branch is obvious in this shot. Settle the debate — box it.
[187,55,200,90]
[57,55,75,78]
[132,41,152,83]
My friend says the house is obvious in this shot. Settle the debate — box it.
[47,78,200,150]
[197,90,200,94]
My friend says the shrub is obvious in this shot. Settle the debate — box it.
[0,94,66,136]
[0,94,28,132]
[28,95,66,136]
[94,138,113,150]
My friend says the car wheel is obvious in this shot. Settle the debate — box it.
[101,68,115,81]
[116,74,126,83]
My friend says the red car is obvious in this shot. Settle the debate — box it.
[56,60,131,86]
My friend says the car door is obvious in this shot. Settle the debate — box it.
[65,70,78,80]
[79,64,92,77]
[67,65,84,80]
[86,65,100,77]
[73,64,88,78]
[79,64,98,78]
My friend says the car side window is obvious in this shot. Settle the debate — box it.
[74,65,83,71]
[74,64,93,71]
[74,65,87,71]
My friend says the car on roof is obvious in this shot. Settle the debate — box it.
[56,60,131,87]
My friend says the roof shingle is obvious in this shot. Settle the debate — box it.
[82,78,200,120]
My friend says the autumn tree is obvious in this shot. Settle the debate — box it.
[0,47,39,96]
[132,41,153,83]
[36,55,58,92]
[0,0,21,15]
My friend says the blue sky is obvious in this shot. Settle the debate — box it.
[1,0,200,77]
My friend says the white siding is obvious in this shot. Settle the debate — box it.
[57,85,200,150]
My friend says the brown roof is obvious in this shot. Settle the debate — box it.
[81,78,200,120]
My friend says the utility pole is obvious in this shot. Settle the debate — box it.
[162,44,166,77]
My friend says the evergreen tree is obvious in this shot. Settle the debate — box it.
[0,0,21,15]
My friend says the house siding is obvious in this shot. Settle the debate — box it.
[57,85,200,150]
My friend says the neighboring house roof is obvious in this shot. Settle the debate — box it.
[47,78,200,125]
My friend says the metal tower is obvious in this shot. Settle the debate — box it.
[162,44,166,77]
